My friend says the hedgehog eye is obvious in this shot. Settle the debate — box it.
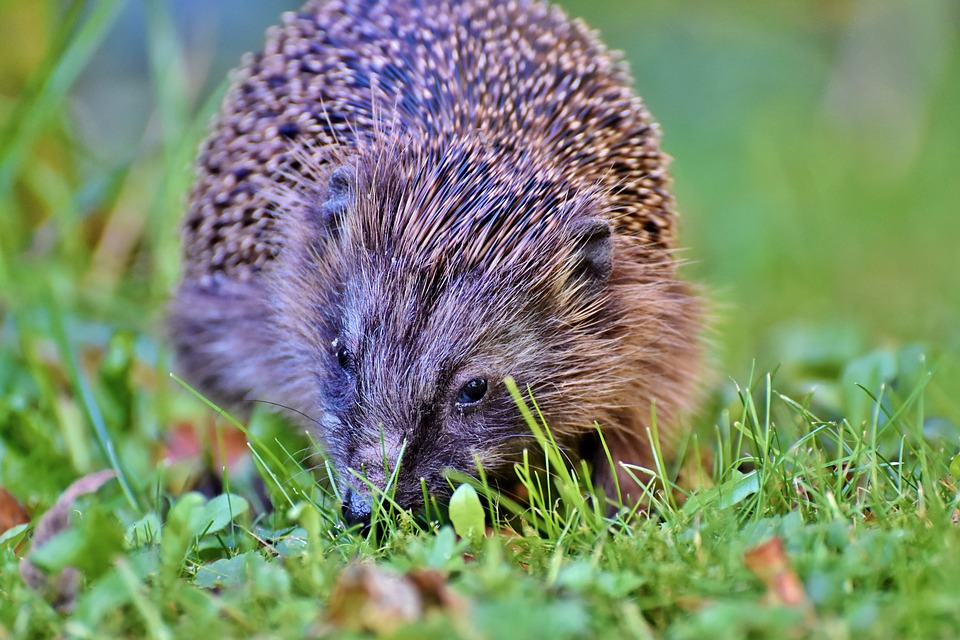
[456,377,488,406]
[332,339,352,371]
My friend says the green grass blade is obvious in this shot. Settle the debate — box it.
[0,0,127,192]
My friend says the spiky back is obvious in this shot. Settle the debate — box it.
[182,0,677,282]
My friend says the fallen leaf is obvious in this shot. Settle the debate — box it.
[325,563,467,634]
[163,420,249,470]
[406,568,469,616]
[743,536,814,617]
[0,487,30,535]
[19,470,116,613]
[161,420,253,498]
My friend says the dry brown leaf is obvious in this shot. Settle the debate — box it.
[324,563,468,634]
[743,536,814,618]
[0,487,30,535]
[406,568,469,616]
[19,470,116,613]
[163,420,249,470]
[160,420,253,498]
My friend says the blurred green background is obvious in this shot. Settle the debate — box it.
[1,0,958,378]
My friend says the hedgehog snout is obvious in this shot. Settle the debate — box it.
[340,488,372,529]
[338,435,414,513]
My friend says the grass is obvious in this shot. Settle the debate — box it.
[2,0,960,638]
[3,343,959,638]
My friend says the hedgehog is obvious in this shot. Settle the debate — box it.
[170,0,703,524]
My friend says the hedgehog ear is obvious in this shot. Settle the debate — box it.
[567,219,613,289]
[316,165,355,238]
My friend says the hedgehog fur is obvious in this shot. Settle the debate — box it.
[170,0,703,522]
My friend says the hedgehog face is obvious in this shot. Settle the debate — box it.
[270,139,624,524]
[315,255,556,524]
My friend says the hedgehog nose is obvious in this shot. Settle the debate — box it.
[341,489,372,529]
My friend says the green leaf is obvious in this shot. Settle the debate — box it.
[195,552,254,590]
[949,453,960,480]
[159,492,206,584]
[0,523,29,547]
[449,484,485,544]
[424,526,461,569]
[682,470,760,513]
[200,493,250,536]
[125,512,163,548]
[195,551,290,597]
[719,470,761,509]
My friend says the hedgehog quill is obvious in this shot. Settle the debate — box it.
[170,0,703,524]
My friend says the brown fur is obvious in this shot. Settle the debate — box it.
[170,0,703,518]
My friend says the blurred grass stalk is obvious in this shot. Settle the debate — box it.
[0,0,222,310]
[0,1,125,195]
[0,0,209,509]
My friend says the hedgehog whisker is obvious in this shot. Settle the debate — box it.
[251,399,324,430]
